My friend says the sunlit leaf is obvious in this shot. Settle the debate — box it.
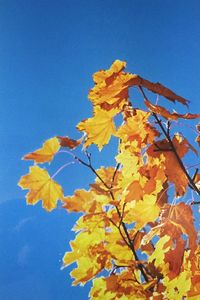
[18,165,63,211]
[77,107,117,149]
[144,98,200,120]
[23,137,60,163]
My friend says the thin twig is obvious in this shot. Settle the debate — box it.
[191,201,200,205]
[111,162,121,188]
[51,161,75,179]
[76,155,150,283]
[192,168,199,181]
[119,203,126,227]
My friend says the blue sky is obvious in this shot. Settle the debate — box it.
[0,1,200,299]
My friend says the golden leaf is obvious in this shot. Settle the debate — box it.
[63,229,110,285]
[18,166,63,211]
[23,137,60,163]
[77,107,116,150]
[124,194,160,229]
[63,189,108,213]
[89,60,134,110]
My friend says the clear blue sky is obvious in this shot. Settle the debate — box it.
[0,1,200,299]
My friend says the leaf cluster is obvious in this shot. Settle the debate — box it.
[18,60,200,299]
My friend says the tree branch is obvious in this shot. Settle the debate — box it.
[75,154,150,283]
[138,85,200,197]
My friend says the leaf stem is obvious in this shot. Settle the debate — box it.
[51,161,75,179]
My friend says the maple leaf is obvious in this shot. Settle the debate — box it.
[116,109,159,149]
[23,137,60,163]
[63,229,111,285]
[90,272,154,300]
[129,75,189,106]
[116,149,141,189]
[148,235,171,275]
[144,98,200,120]
[90,60,189,109]
[18,165,63,211]
[164,237,185,279]
[163,251,192,300]
[147,135,192,196]
[161,203,197,252]
[89,60,134,110]
[62,189,108,213]
[105,226,133,264]
[93,59,126,84]
[57,135,83,149]
[124,194,160,229]
[77,107,117,150]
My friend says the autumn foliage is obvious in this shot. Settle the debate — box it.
[18,60,200,299]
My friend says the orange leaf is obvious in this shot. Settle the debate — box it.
[18,166,63,211]
[144,99,200,120]
[90,60,189,109]
[129,75,189,105]
[23,137,60,163]
[164,237,185,279]
[147,135,193,196]
[57,136,83,149]
[126,180,143,201]
[162,203,197,252]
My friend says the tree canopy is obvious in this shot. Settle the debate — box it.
[19,60,200,299]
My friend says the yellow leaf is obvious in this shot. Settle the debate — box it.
[116,109,158,148]
[92,60,126,84]
[63,229,109,285]
[116,149,140,187]
[77,107,116,150]
[23,137,60,163]
[18,166,63,211]
[89,60,134,110]
[124,194,160,229]
[149,235,170,274]
[105,226,133,264]
[90,277,116,300]
[63,189,106,213]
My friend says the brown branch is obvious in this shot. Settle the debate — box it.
[76,155,150,283]
[191,201,200,205]
[119,202,126,227]
[192,168,199,181]
[113,204,149,283]
[138,85,200,197]
[111,162,121,188]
